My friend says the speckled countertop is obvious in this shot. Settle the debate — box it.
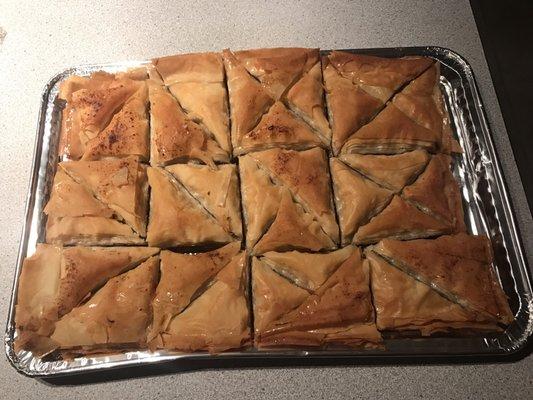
[0,1,531,398]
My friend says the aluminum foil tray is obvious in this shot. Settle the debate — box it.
[5,47,532,378]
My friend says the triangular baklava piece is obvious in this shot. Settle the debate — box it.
[366,250,502,335]
[58,72,145,160]
[239,147,338,254]
[372,234,514,325]
[233,47,319,99]
[339,149,430,191]
[341,63,456,155]
[146,167,232,247]
[156,250,251,353]
[253,247,381,349]
[81,81,149,161]
[324,51,433,154]
[153,52,231,153]
[235,101,323,155]
[330,158,394,245]
[253,190,336,254]
[353,195,450,245]
[286,62,330,143]
[48,255,159,354]
[148,82,228,167]
[402,154,466,232]
[222,49,274,151]
[148,242,241,343]
[14,244,159,353]
[45,157,148,245]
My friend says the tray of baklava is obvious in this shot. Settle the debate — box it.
[5,47,532,377]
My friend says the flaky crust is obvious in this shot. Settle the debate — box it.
[146,167,232,247]
[148,82,228,167]
[153,52,224,84]
[366,251,499,334]
[159,252,251,353]
[253,247,381,348]
[373,234,513,324]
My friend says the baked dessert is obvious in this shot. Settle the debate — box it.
[239,147,338,254]
[148,243,251,353]
[330,151,465,245]
[323,51,434,154]
[366,234,513,334]
[148,81,228,167]
[340,62,456,155]
[146,164,241,248]
[14,244,159,354]
[44,156,149,245]
[153,52,231,155]
[252,246,381,348]
[58,70,150,161]
[223,48,329,155]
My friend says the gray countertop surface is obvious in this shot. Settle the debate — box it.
[0,0,531,398]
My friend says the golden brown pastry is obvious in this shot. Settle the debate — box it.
[353,195,451,245]
[44,157,148,245]
[148,242,241,343]
[324,51,433,154]
[153,52,230,152]
[165,164,242,238]
[153,249,251,353]
[330,151,465,245]
[146,167,233,248]
[233,47,319,99]
[402,154,466,232]
[252,247,381,349]
[223,48,327,155]
[58,72,145,160]
[48,255,159,354]
[370,234,514,325]
[341,63,456,155]
[366,251,501,335]
[239,147,338,254]
[234,101,323,155]
[339,150,430,192]
[148,82,228,167]
[286,62,331,143]
[14,244,159,353]
[330,158,393,245]
[81,82,149,161]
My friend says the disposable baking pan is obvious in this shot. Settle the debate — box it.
[4,47,533,378]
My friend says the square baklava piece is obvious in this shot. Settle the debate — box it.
[150,52,230,165]
[44,156,149,245]
[146,163,242,248]
[330,150,465,245]
[323,51,456,155]
[239,147,339,254]
[15,244,159,355]
[366,234,513,335]
[148,243,251,353]
[252,246,381,348]
[58,69,150,161]
[223,48,330,155]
